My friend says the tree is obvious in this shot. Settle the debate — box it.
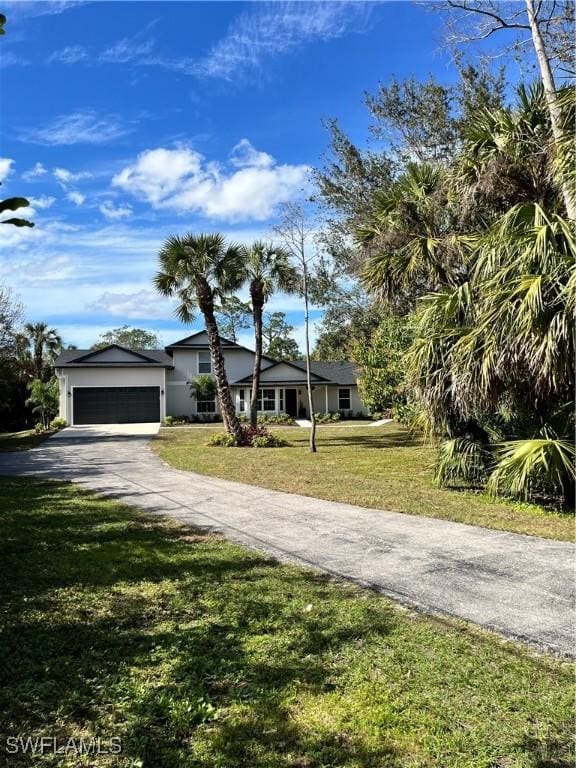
[353,314,415,414]
[25,378,59,429]
[0,284,28,430]
[400,86,576,505]
[22,322,62,380]
[154,233,244,444]
[214,296,251,343]
[440,0,576,219]
[92,326,161,350]
[239,241,298,428]
[262,312,302,360]
[274,204,318,452]
[311,65,506,361]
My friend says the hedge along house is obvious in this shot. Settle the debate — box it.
[54,331,368,425]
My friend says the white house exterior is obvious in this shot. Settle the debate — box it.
[54,330,368,425]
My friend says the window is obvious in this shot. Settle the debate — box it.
[239,389,246,412]
[338,388,351,410]
[198,350,212,374]
[197,399,216,413]
[259,388,276,411]
[279,389,284,412]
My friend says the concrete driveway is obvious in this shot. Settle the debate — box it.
[1,425,574,657]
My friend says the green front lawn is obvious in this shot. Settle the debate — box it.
[0,429,52,452]
[153,424,575,541]
[0,476,573,767]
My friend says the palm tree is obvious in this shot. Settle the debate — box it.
[154,233,245,444]
[402,87,576,505]
[23,322,62,380]
[240,241,297,427]
[357,163,460,310]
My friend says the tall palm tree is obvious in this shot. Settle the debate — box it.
[357,163,460,309]
[23,322,62,380]
[240,241,298,427]
[154,233,245,444]
[403,87,576,505]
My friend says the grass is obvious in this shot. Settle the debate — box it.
[153,423,575,542]
[0,429,52,452]
[0,476,573,768]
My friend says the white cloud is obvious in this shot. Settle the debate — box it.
[53,167,92,185]
[99,200,132,220]
[90,289,173,319]
[230,139,274,169]
[22,162,47,181]
[0,52,31,68]
[113,147,203,205]
[67,191,86,206]
[100,36,155,64]
[113,142,309,222]
[48,45,88,64]
[22,110,130,145]
[195,1,371,81]
[0,158,14,183]
[2,2,86,21]
[28,196,56,209]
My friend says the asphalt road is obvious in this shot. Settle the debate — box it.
[1,424,574,657]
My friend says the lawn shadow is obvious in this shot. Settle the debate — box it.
[0,477,402,768]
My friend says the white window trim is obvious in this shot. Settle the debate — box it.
[198,349,212,374]
[338,387,351,410]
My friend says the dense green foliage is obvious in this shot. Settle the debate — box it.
[25,378,59,429]
[262,311,302,360]
[315,70,575,507]
[353,314,414,414]
[92,325,161,350]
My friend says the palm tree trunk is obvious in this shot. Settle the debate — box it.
[250,289,264,428]
[302,261,316,453]
[525,0,576,220]
[202,306,244,444]
[34,337,43,380]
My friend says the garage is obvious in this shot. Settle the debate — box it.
[73,386,161,425]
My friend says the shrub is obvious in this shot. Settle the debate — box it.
[164,416,190,426]
[34,422,47,434]
[391,401,416,426]
[252,433,288,448]
[257,413,296,426]
[49,417,67,430]
[209,425,289,448]
[208,432,235,447]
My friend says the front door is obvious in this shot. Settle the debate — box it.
[285,388,298,417]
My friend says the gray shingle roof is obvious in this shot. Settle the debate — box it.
[287,360,360,386]
[233,360,359,386]
[54,346,174,368]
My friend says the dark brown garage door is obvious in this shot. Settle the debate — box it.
[73,387,160,424]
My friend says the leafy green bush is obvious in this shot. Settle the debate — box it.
[314,412,342,424]
[164,415,190,426]
[252,433,288,448]
[257,413,296,425]
[391,401,417,426]
[49,417,67,430]
[209,425,289,448]
[208,432,235,447]
[34,422,47,434]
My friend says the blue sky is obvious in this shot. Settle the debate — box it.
[0,0,453,350]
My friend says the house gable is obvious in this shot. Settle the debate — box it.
[234,360,328,384]
[166,331,237,349]
[54,345,174,368]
